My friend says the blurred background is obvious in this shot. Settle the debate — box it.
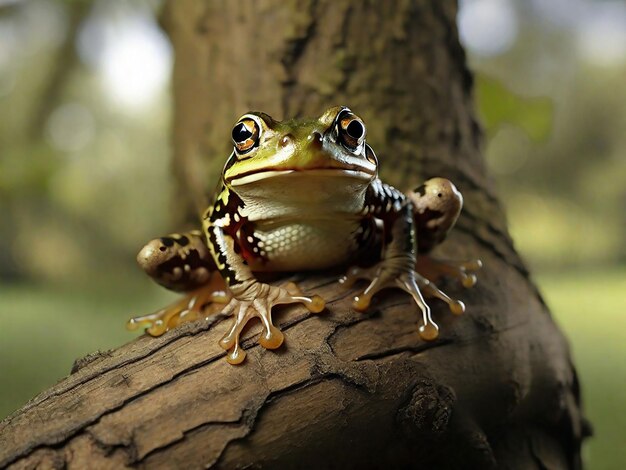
[0,0,624,467]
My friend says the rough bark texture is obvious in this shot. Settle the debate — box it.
[0,1,589,469]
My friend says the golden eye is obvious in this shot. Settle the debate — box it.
[338,113,366,150]
[231,118,260,154]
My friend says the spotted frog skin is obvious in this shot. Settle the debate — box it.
[128,106,481,364]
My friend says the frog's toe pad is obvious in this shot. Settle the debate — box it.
[259,325,284,349]
[418,322,439,341]
[353,293,374,311]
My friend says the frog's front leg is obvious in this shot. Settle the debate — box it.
[127,230,230,336]
[408,177,482,287]
[340,181,467,341]
[204,211,325,365]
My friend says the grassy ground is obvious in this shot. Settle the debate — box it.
[0,268,623,468]
[536,268,626,470]
[0,273,177,420]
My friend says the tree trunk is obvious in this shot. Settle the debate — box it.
[0,1,589,469]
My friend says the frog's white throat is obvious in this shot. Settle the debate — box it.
[232,169,373,221]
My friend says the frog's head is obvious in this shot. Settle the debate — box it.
[222,106,378,188]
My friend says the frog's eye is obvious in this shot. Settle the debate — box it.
[232,118,260,154]
[338,113,366,150]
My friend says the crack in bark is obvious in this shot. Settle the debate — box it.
[208,372,365,469]
[325,308,382,357]
[86,428,139,465]
[137,417,245,465]
[346,318,530,366]
[354,338,453,362]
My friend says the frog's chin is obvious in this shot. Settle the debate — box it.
[228,168,374,187]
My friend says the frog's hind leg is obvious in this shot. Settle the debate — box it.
[407,177,482,288]
[417,256,482,288]
[127,231,229,336]
[338,178,482,343]
[127,272,230,336]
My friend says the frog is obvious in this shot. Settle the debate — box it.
[127,106,481,365]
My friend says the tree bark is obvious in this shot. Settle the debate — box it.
[0,1,589,469]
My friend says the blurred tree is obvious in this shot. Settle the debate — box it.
[0,1,589,469]
[466,0,626,269]
[0,0,172,283]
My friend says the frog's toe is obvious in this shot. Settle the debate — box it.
[218,300,282,365]
[395,272,440,341]
[338,266,372,290]
[416,255,482,288]
[126,280,230,337]
[352,271,389,311]
[418,277,466,316]
[219,302,254,365]
[339,265,386,306]
[284,282,326,313]
[127,301,192,337]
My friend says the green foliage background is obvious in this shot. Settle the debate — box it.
[0,1,624,468]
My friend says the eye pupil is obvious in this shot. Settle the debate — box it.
[232,122,253,143]
[346,120,364,139]
[337,111,366,150]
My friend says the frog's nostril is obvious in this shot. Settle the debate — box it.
[279,134,293,148]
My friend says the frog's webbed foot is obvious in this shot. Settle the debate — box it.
[219,282,325,365]
[339,260,466,341]
[127,273,229,336]
[417,255,482,288]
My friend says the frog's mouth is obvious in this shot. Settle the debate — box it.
[229,167,374,187]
